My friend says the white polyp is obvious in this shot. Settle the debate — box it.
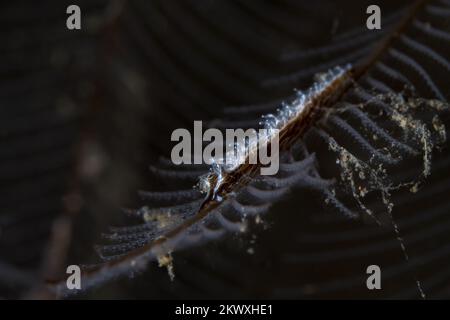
[259,64,352,134]
[200,64,352,198]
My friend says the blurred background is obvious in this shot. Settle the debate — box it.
[1,0,449,299]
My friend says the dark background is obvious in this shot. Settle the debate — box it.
[1,0,449,299]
